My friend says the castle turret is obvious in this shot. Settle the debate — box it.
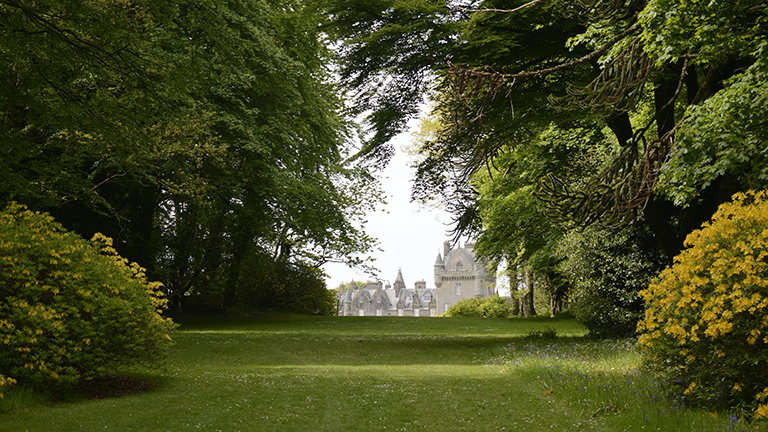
[393,269,406,297]
[342,284,354,316]
[434,251,445,288]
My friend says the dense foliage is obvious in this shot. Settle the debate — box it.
[444,295,515,318]
[638,191,768,418]
[558,221,667,337]
[0,0,380,312]
[326,0,768,361]
[233,256,338,316]
[0,204,175,390]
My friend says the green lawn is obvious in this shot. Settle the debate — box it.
[1,315,766,431]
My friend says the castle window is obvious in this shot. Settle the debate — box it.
[444,303,450,314]
[455,283,462,295]
[457,261,463,271]
[358,309,365,316]
[398,309,404,317]
[424,292,432,302]
[414,308,420,317]
[376,309,382,316]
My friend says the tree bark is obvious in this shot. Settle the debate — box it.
[654,75,678,139]
[640,71,686,260]
[642,196,683,260]
[522,268,536,318]
[605,112,634,147]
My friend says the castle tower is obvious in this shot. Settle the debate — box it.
[434,240,495,315]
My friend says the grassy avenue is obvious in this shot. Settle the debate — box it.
[2,315,766,431]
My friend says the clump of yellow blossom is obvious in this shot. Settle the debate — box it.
[0,375,17,399]
[756,404,768,420]
[638,191,768,418]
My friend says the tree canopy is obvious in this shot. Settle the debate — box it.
[1,0,381,309]
[326,0,767,258]
[325,0,767,329]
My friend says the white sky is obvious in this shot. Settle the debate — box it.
[323,127,452,290]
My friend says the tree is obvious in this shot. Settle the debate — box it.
[323,0,462,165]
[326,0,768,263]
[1,0,382,310]
[469,121,609,317]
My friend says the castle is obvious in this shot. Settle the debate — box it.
[337,241,495,316]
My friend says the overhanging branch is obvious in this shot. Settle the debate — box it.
[450,0,546,15]
[448,23,641,81]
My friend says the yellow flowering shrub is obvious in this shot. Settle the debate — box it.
[0,203,176,389]
[0,375,16,399]
[638,191,768,418]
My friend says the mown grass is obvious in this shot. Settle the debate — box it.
[1,315,766,431]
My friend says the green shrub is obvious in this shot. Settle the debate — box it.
[445,296,514,318]
[0,204,175,390]
[478,295,516,318]
[444,297,484,317]
[558,221,667,337]
[638,191,768,419]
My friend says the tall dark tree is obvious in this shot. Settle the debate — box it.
[1,0,381,309]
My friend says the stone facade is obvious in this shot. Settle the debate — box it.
[337,241,495,317]
[338,271,438,317]
[434,241,496,315]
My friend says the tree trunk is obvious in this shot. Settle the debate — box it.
[642,196,684,260]
[549,287,563,317]
[522,268,535,318]
[550,296,557,318]
[605,112,634,147]
[508,264,521,316]
[640,71,687,261]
